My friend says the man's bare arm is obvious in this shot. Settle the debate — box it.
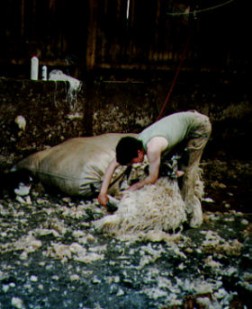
[128,136,167,191]
[98,158,119,206]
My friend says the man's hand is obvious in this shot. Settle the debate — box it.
[127,174,157,191]
[128,181,144,191]
[98,193,109,207]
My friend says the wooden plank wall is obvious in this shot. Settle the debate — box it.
[88,0,191,70]
[0,0,249,76]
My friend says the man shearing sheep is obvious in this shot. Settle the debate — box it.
[98,110,212,227]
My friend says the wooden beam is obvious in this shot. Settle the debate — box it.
[86,0,98,71]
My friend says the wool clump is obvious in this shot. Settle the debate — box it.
[93,177,188,240]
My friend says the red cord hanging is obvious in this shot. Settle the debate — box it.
[156,37,190,121]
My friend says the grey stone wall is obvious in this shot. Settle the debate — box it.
[0,72,251,169]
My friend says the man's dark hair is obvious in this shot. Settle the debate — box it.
[116,137,143,165]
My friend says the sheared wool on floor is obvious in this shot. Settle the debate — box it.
[93,178,188,240]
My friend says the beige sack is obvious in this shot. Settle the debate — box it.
[13,133,137,197]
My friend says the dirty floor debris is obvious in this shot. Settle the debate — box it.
[0,159,252,309]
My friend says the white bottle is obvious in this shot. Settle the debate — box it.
[30,56,39,80]
[41,65,47,80]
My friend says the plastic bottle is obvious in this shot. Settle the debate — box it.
[30,56,39,80]
[41,65,47,80]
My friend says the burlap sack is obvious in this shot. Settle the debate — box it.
[13,133,137,197]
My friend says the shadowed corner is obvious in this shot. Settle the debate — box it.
[0,169,33,198]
